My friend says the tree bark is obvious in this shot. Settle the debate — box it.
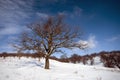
[45,56,49,69]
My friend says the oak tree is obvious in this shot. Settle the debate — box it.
[14,15,83,69]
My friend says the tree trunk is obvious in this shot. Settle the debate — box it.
[38,57,41,62]
[45,56,49,69]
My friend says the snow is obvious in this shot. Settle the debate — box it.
[93,56,104,66]
[0,57,120,80]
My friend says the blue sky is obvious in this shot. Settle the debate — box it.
[0,0,120,55]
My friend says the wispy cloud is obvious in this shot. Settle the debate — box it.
[36,12,49,19]
[0,0,56,52]
[106,35,120,42]
[0,0,34,35]
[0,26,21,35]
[88,35,97,48]
[58,6,83,18]
[72,6,83,17]
[0,0,35,52]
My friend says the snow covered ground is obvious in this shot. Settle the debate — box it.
[0,57,120,80]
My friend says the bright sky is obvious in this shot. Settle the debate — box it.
[0,0,120,55]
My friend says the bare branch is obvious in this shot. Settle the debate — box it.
[13,15,83,69]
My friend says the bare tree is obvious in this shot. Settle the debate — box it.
[14,15,83,69]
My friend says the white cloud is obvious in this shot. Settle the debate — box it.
[106,35,120,42]
[0,0,34,36]
[77,35,97,49]
[88,35,97,48]
[0,26,21,35]
[36,12,49,19]
[0,0,35,52]
[77,40,89,49]
[0,0,33,21]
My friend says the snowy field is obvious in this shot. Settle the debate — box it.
[0,57,120,80]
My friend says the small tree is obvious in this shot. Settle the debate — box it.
[70,54,81,63]
[14,15,83,69]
